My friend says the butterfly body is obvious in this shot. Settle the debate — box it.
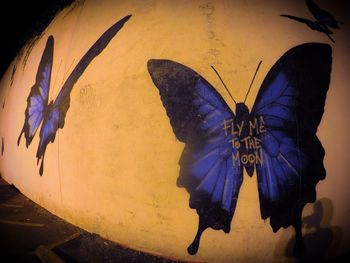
[148,42,332,256]
[43,101,53,117]
[224,103,266,177]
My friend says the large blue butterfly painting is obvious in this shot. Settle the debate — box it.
[17,15,131,176]
[147,43,332,256]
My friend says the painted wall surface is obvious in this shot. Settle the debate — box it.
[0,0,349,262]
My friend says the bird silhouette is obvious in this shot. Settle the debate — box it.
[281,0,343,43]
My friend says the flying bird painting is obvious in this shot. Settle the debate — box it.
[18,15,131,176]
[281,0,343,43]
[148,43,332,256]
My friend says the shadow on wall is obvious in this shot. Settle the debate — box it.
[0,176,21,204]
[274,198,343,262]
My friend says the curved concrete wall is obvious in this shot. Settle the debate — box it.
[0,0,349,262]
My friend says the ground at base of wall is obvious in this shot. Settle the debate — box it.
[0,177,184,263]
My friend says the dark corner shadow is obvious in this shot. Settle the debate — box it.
[274,198,343,262]
[0,176,21,203]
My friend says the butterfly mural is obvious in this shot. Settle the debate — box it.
[147,43,332,256]
[281,0,343,43]
[17,15,131,176]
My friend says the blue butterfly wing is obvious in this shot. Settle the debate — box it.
[17,36,53,147]
[251,43,332,253]
[34,15,132,175]
[148,59,243,255]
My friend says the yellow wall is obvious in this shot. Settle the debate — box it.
[0,0,349,262]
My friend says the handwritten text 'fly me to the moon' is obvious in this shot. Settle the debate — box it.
[223,116,266,166]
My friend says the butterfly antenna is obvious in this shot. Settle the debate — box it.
[326,33,335,43]
[52,59,62,96]
[63,58,76,83]
[54,58,75,98]
[211,65,237,105]
[244,60,262,104]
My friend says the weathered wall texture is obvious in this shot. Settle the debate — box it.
[0,0,349,262]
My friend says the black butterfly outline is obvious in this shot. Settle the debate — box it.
[17,15,132,175]
[281,0,343,43]
[147,42,332,256]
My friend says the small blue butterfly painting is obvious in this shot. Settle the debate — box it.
[147,43,332,256]
[18,15,131,175]
[281,0,343,43]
